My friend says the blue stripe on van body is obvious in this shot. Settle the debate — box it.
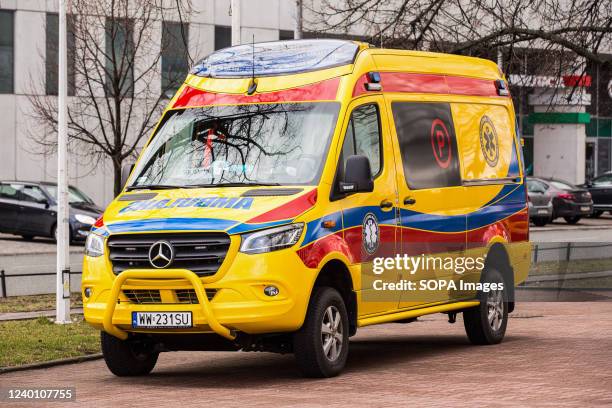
[299,183,526,246]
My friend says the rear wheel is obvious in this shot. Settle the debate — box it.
[463,268,508,345]
[564,216,581,224]
[293,287,349,378]
[532,218,548,227]
[101,332,158,376]
[21,235,34,241]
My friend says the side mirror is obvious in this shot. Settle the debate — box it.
[339,155,374,194]
[121,163,135,189]
[38,198,50,208]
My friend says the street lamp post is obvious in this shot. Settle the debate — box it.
[56,0,71,324]
[231,0,241,46]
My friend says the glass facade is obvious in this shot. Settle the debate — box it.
[161,21,189,98]
[0,10,14,94]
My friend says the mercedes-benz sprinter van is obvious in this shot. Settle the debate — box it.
[82,39,530,378]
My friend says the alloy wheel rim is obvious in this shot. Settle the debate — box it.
[486,288,504,332]
[321,305,343,361]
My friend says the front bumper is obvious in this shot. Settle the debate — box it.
[82,242,317,338]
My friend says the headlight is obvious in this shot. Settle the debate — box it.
[75,214,96,225]
[85,233,105,257]
[240,223,304,254]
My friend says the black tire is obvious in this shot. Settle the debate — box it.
[564,216,581,224]
[101,332,158,376]
[590,210,603,218]
[463,268,508,345]
[21,235,35,241]
[532,218,548,227]
[293,287,349,378]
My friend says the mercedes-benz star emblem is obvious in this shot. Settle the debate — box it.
[148,240,174,269]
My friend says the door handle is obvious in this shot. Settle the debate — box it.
[403,197,416,205]
[380,199,393,209]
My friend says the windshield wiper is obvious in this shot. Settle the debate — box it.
[184,182,282,188]
[126,184,181,191]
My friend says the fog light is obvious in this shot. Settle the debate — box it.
[264,286,279,297]
[84,287,92,298]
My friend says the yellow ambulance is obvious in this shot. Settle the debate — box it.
[82,39,530,378]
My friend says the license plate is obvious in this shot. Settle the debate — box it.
[132,312,192,329]
[581,206,590,212]
[537,209,548,214]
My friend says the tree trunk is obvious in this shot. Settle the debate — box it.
[113,158,123,197]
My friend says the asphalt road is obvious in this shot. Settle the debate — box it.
[2,302,611,407]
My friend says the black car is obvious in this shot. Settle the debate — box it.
[530,177,593,224]
[584,172,612,217]
[0,181,102,242]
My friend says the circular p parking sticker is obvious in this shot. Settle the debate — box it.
[430,118,452,169]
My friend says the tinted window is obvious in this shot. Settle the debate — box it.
[550,180,575,190]
[20,186,47,203]
[161,21,189,98]
[46,13,76,96]
[593,174,612,186]
[392,102,461,189]
[0,184,18,199]
[527,179,547,192]
[0,10,14,93]
[214,26,231,50]
[105,18,134,97]
[340,104,381,177]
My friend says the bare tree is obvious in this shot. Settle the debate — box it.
[29,0,195,196]
[306,0,611,81]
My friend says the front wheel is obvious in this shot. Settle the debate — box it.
[564,216,581,224]
[293,287,349,378]
[101,332,158,376]
[532,218,548,227]
[463,268,508,345]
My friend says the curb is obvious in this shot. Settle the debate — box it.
[531,225,612,232]
[0,353,102,375]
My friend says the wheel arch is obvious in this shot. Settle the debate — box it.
[485,242,515,313]
[312,259,357,336]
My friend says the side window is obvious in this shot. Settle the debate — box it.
[0,184,18,199]
[340,104,382,177]
[392,102,461,189]
[20,186,47,203]
[593,174,612,186]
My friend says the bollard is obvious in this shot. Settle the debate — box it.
[0,269,6,298]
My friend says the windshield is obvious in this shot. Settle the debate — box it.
[129,102,340,188]
[46,185,94,204]
[550,180,575,190]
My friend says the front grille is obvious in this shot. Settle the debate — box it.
[123,289,161,304]
[107,232,231,276]
[123,289,218,304]
[176,288,217,303]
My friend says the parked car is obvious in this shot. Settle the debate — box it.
[0,181,102,242]
[530,177,593,224]
[583,172,612,217]
[526,178,553,226]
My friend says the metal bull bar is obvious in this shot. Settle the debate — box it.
[103,269,236,341]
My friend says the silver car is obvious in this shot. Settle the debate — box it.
[527,178,553,226]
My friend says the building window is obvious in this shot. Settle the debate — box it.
[46,13,76,96]
[161,21,189,98]
[105,18,134,97]
[0,10,14,94]
[214,25,231,50]
[279,30,294,40]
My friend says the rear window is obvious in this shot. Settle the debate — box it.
[550,180,575,190]
[391,102,461,189]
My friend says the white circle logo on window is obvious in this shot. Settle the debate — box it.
[362,212,380,255]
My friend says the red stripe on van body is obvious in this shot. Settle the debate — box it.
[173,78,340,108]
[352,72,500,98]
[247,189,318,224]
